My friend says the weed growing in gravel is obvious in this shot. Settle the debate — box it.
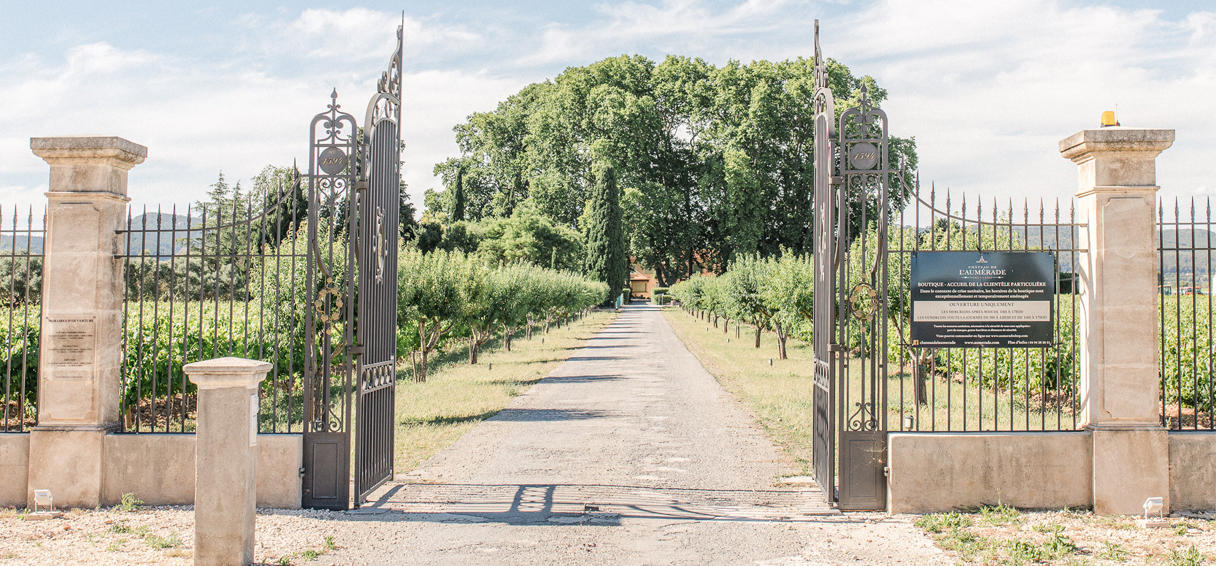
[935,529,996,562]
[1041,531,1078,558]
[105,539,126,552]
[115,493,143,512]
[915,512,973,533]
[1005,539,1047,563]
[1098,541,1127,562]
[274,536,340,566]
[1166,546,1206,566]
[108,522,132,534]
[143,531,181,550]
[978,503,1022,526]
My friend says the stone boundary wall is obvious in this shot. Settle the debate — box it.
[888,432,1092,513]
[1169,433,1216,511]
[1,433,301,508]
[0,434,29,507]
[889,431,1216,512]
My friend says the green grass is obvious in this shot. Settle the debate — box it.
[393,311,616,473]
[664,308,1079,469]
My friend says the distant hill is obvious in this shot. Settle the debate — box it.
[0,235,43,254]
[122,212,201,258]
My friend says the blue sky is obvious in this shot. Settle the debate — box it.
[1,1,1213,212]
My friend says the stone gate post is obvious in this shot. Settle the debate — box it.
[184,357,270,566]
[1060,126,1174,515]
[27,136,146,508]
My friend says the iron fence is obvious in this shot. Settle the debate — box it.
[1158,197,1216,430]
[0,205,43,433]
[881,178,1087,432]
[116,171,310,433]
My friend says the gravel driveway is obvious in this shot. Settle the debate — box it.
[312,304,944,565]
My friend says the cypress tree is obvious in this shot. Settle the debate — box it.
[450,168,466,222]
[583,165,627,305]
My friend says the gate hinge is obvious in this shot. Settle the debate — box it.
[299,467,306,477]
[350,344,365,356]
[355,179,369,192]
[883,465,890,478]
[829,344,845,353]
[830,175,844,186]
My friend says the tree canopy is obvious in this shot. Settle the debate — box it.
[426,54,917,284]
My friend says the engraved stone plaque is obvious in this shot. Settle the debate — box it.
[45,314,97,375]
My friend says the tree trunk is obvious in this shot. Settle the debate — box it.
[723,318,729,334]
[504,327,513,352]
[914,351,932,406]
[712,315,718,328]
[469,336,477,364]
[775,323,788,360]
[418,321,429,382]
[754,326,762,348]
[526,317,533,340]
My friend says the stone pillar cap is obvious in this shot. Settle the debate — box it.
[184,357,272,389]
[30,136,147,165]
[1059,128,1174,161]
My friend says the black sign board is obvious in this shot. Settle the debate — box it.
[910,251,1055,348]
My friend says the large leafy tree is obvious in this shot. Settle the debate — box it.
[428,54,916,279]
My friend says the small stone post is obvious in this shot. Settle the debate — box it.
[1060,126,1174,514]
[184,357,270,566]
[27,136,146,508]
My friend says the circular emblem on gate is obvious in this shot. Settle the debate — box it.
[848,143,879,170]
[318,147,349,176]
[848,283,879,321]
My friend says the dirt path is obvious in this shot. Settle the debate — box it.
[310,304,944,565]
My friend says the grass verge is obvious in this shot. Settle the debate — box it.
[393,310,616,473]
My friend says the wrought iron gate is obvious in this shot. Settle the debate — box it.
[810,21,837,506]
[811,22,890,511]
[353,32,403,506]
[302,25,402,510]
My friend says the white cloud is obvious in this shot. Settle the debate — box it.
[822,1,1216,202]
[242,8,483,62]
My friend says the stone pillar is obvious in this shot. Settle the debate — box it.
[1060,127,1174,515]
[184,357,270,566]
[26,136,146,508]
